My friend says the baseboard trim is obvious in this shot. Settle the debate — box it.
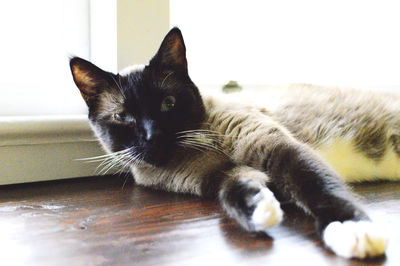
[0,115,112,185]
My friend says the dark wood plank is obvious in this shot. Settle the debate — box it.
[0,177,398,266]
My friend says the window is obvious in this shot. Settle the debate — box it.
[0,0,111,185]
[0,0,169,185]
[170,0,400,91]
[0,0,91,116]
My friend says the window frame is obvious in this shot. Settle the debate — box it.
[0,0,170,185]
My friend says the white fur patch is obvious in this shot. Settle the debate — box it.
[323,220,388,259]
[251,188,283,231]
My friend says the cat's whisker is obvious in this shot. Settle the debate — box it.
[176,132,223,142]
[99,163,117,175]
[98,153,130,175]
[176,134,222,140]
[118,75,124,96]
[94,155,123,174]
[94,156,115,170]
[111,74,126,99]
[96,161,111,175]
[176,129,224,137]
[122,153,141,170]
[179,139,220,154]
[75,154,113,162]
[160,71,174,87]
[175,131,225,149]
[179,133,222,145]
[76,148,132,162]
[90,148,134,175]
[179,137,230,158]
[80,156,119,163]
[117,155,144,175]
[121,172,131,189]
[108,150,145,175]
[181,141,216,154]
[178,141,208,154]
[118,153,137,170]
[177,129,221,133]
[96,156,121,175]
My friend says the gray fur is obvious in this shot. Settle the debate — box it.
[273,84,400,161]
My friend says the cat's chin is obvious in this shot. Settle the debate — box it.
[141,152,170,167]
[140,143,179,166]
[144,159,168,167]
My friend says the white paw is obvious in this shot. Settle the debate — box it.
[323,220,388,259]
[250,188,283,231]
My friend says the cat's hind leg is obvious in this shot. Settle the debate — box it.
[218,166,283,232]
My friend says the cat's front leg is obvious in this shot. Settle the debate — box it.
[322,220,388,258]
[226,116,388,258]
[218,165,283,232]
[259,139,388,258]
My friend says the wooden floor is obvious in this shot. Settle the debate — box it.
[0,176,399,266]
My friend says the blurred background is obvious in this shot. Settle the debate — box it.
[1,0,399,116]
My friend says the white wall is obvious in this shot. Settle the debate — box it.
[117,0,170,70]
[171,0,400,91]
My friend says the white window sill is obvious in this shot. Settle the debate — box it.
[0,115,109,185]
[0,115,95,146]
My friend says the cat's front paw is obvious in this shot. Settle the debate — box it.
[323,220,388,259]
[250,188,283,231]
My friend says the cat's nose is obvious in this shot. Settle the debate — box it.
[143,120,162,143]
[146,130,161,143]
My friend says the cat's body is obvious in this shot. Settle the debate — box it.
[70,28,390,259]
[278,85,400,182]
[132,84,400,195]
[208,84,400,182]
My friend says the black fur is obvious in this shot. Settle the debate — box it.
[263,141,368,234]
[70,28,205,166]
[219,177,262,231]
[201,162,235,198]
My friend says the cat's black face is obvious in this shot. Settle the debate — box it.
[70,28,205,166]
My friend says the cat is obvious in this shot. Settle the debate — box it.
[69,27,390,259]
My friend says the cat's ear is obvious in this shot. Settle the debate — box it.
[150,27,188,74]
[69,57,113,104]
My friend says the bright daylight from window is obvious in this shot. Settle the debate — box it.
[1,0,400,117]
[0,0,89,116]
[171,0,400,91]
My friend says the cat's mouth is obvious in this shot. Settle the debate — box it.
[138,142,177,166]
[141,150,169,166]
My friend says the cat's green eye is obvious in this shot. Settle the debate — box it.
[161,96,176,112]
[114,112,135,124]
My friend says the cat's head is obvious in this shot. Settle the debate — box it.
[69,27,205,166]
